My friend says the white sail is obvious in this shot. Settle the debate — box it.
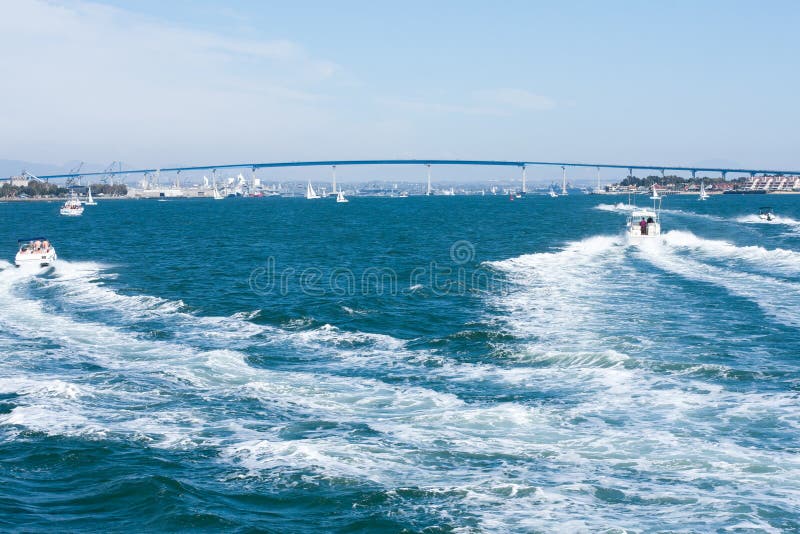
[699,181,709,200]
[336,190,349,203]
[213,187,223,200]
[306,182,320,199]
[84,186,97,205]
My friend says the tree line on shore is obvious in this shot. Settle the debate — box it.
[0,182,127,198]
[618,175,749,188]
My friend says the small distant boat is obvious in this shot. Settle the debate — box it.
[548,187,558,198]
[84,186,97,206]
[336,191,349,203]
[60,193,84,216]
[306,182,320,200]
[213,187,224,200]
[15,237,57,268]
[759,207,774,221]
[698,181,709,201]
[650,185,661,200]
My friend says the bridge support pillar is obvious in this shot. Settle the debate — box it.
[521,165,527,194]
[426,164,432,195]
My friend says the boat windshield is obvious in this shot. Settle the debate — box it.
[17,237,50,252]
[631,210,657,220]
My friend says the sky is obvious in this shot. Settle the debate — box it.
[1,0,799,182]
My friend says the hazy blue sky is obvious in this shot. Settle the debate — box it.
[2,0,799,180]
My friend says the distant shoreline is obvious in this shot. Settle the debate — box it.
[0,196,132,203]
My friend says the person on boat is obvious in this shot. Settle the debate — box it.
[646,216,654,224]
[639,217,648,235]
[42,240,50,251]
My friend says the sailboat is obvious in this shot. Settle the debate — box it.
[698,181,709,200]
[213,187,224,200]
[306,182,320,200]
[336,190,349,203]
[548,186,558,198]
[84,186,97,206]
[650,185,661,200]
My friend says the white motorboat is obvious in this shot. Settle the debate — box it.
[627,208,661,238]
[698,181,709,200]
[84,186,98,205]
[336,191,349,203]
[60,193,84,216]
[626,185,662,239]
[15,238,57,268]
[306,182,320,200]
[759,207,774,221]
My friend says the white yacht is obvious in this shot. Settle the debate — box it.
[336,190,349,203]
[15,238,57,268]
[60,193,84,216]
[626,185,662,239]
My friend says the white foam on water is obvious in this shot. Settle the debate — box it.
[484,235,634,361]
[640,233,800,328]
[595,202,635,212]
[660,208,726,221]
[38,260,265,341]
[3,244,800,529]
[0,377,86,400]
[661,230,800,276]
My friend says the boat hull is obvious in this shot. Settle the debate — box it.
[15,251,57,268]
[627,222,661,239]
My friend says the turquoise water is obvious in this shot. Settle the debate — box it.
[1,195,799,532]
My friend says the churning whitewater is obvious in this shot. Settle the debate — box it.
[1,196,799,531]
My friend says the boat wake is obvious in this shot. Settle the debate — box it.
[2,248,799,531]
[595,202,635,212]
[736,214,800,226]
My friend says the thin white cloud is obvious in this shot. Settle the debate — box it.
[475,88,557,111]
[378,88,557,117]
[0,0,340,164]
[376,97,502,117]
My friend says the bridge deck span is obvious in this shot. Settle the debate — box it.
[5,159,800,182]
